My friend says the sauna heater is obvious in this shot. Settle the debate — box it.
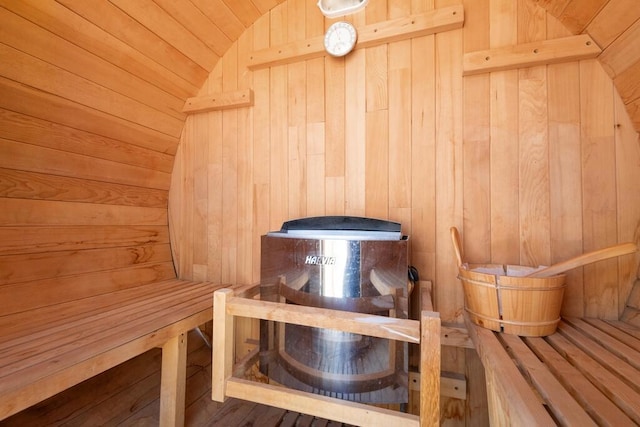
[259,216,409,404]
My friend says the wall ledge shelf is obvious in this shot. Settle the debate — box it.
[463,34,601,76]
[247,5,464,70]
[182,89,254,114]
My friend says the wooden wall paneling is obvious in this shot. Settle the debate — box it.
[614,91,640,315]
[580,60,619,319]
[344,12,367,217]
[269,4,290,230]
[0,199,167,227]
[410,0,436,289]
[0,244,173,286]
[324,48,346,215]
[364,0,388,220]
[237,29,256,286]
[205,64,224,285]
[0,263,177,316]
[0,139,171,191]
[462,0,491,264]
[517,0,551,268]
[286,0,308,221]
[364,109,389,219]
[0,168,168,209]
[237,28,260,362]
[0,0,198,98]
[305,3,326,217]
[222,45,240,285]
[434,0,464,322]
[0,109,174,174]
[252,13,272,281]
[586,0,640,49]
[0,77,180,156]
[546,18,584,317]
[0,226,170,256]
[489,0,520,266]
[0,7,186,121]
[56,0,208,87]
[0,45,183,139]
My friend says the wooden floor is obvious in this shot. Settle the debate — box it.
[0,326,351,426]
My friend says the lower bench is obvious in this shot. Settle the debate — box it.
[0,279,232,425]
[467,316,640,426]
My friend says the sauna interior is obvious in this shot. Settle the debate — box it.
[1,0,640,425]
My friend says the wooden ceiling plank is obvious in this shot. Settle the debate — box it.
[0,138,172,191]
[0,109,174,174]
[0,44,184,139]
[0,0,199,99]
[586,0,640,49]
[222,0,262,28]
[56,0,208,88]
[557,0,608,34]
[110,0,218,71]
[599,18,640,78]
[190,0,247,41]
[0,77,179,155]
[613,58,640,105]
[463,34,601,76]
[153,0,232,57]
[250,0,286,15]
[0,7,186,122]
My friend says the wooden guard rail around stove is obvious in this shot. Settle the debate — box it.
[212,281,441,427]
[466,315,640,426]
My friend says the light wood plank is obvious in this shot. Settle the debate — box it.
[0,198,167,226]
[182,89,254,113]
[247,6,464,69]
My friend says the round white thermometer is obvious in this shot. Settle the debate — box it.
[323,21,357,57]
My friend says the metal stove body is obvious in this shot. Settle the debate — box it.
[259,216,409,403]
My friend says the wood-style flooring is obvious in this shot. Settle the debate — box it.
[0,327,350,426]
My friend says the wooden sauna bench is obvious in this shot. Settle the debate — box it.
[466,316,640,426]
[0,278,235,425]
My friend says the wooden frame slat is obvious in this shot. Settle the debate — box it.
[247,5,464,70]
[182,89,254,114]
[463,34,601,76]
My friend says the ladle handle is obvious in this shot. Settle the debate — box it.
[526,242,638,278]
[450,227,463,267]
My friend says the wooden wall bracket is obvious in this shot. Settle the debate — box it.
[247,5,464,70]
[463,34,601,76]
[182,89,254,114]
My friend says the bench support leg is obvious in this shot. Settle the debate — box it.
[160,333,187,427]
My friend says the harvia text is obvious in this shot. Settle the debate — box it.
[304,255,336,265]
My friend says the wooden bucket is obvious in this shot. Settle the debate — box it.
[458,264,566,336]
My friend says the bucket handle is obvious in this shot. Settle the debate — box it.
[450,227,463,267]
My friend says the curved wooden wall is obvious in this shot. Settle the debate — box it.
[171,0,640,322]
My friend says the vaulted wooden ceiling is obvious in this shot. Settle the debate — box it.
[1,0,639,152]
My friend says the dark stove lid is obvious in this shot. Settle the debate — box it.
[268,216,403,240]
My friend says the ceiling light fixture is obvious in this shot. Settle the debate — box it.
[317,0,369,18]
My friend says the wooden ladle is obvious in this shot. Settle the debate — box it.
[450,227,463,267]
[526,242,638,278]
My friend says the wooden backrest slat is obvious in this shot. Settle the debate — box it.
[0,262,176,316]
[525,335,635,426]
[0,243,172,286]
[500,333,597,426]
